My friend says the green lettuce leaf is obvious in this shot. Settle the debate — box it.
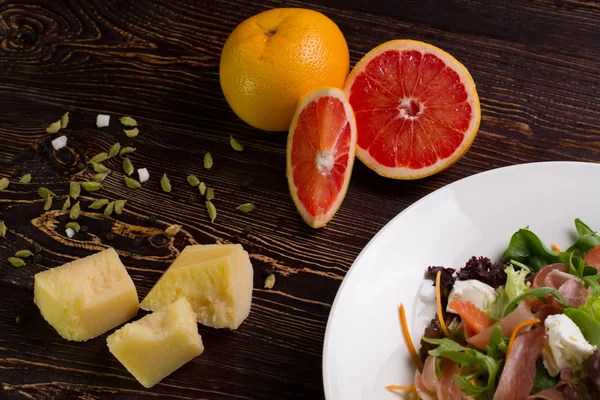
[488,266,531,321]
[531,358,557,394]
[567,219,600,258]
[503,228,560,271]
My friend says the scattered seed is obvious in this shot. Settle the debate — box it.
[91,161,106,173]
[77,161,85,170]
[123,157,134,176]
[147,215,157,225]
[120,116,138,127]
[199,182,206,196]
[34,245,43,254]
[18,174,31,184]
[46,120,61,134]
[0,221,5,238]
[230,136,245,151]
[124,176,141,189]
[164,224,181,238]
[65,222,81,232]
[264,274,275,289]
[108,142,121,158]
[65,228,75,238]
[93,172,107,182]
[104,201,115,216]
[187,174,200,187]
[80,225,88,233]
[114,199,126,214]
[89,152,108,163]
[69,181,81,199]
[80,181,103,191]
[124,128,139,138]
[206,201,216,223]
[70,201,81,219]
[204,153,213,169]
[206,187,214,201]
[8,257,25,268]
[43,195,52,211]
[60,112,69,129]
[38,187,56,199]
[61,197,71,211]
[0,177,9,191]
[89,199,109,209]
[161,174,171,192]
[119,146,136,156]
[15,250,34,258]
[236,203,255,213]
[106,232,115,240]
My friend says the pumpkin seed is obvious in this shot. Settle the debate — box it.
[89,152,108,163]
[198,182,206,196]
[38,187,56,199]
[206,187,214,201]
[8,257,25,268]
[206,201,216,223]
[90,161,106,173]
[204,153,213,169]
[164,224,181,238]
[120,116,138,127]
[161,174,171,192]
[14,249,34,258]
[264,274,275,289]
[43,195,52,211]
[69,181,81,199]
[187,174,200,187]
[124,176,141,189]
[114,199,126,214]
[60,112,69,129]
[0,221,5,238]
[119,146,136,156]
[104,201,115,216]
[89,199,109,209]
[123,157,134,176]
[108,143,121,158]
[0,177,9,191]
[124,128,139,138]
[236,203,255,213]
[70,201,81,219]
[65,222,80,232]
[46,120,61,134]
[18,174,31,184]
[93,172,107,182]
[79,181,102,192]
[230,136,245,151]
[61,197,71,211]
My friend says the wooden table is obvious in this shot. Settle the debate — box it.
[1,0,599,398]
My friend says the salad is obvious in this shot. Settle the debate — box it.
[389,219,600,400]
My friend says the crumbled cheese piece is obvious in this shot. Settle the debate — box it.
[51,135,68,151]
[138,168,149,183]
[65,228,75,238]
[96,114,110,128]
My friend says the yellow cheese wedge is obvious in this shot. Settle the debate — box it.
[107,297,204,388]
[140,244,253,330]
[34,247,139,341]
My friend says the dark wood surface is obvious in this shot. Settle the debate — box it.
[1,0,599,398]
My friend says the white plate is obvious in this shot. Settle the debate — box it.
[323,161,600,400]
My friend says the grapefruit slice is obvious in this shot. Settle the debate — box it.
[344,40,481,179]
[287,87,357,228]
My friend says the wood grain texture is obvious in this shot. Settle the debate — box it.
[0,0,599,398]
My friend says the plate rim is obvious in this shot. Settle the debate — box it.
[322,160,600,399]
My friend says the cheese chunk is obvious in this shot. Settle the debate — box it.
[107,297,204,388]
[140,244,253,330]
[447,279,497,314]
[34,248,139,341]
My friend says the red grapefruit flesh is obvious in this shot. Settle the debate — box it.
[344,40,481,179]
[287,87,357,228]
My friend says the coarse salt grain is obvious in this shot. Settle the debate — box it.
[138,168,149,183]
[96,114,110,128]
[51,135,68,150]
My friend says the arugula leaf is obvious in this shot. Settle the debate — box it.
[486,326,505,360]
[567,218,600,258]
[423,338,502,399]
[584,274,600,297]
[559,251,586,278]
[531,358,557,394]
[503,287,568,317]
[503,228,560,271]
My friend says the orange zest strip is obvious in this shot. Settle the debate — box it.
[506,318,540,358]
[399,304,424,371]
[385,384,416,392]
[435,271,451,337]
[552,243,561,252]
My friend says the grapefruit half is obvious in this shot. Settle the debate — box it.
[287,87,357,228]
[344,40,481,179]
